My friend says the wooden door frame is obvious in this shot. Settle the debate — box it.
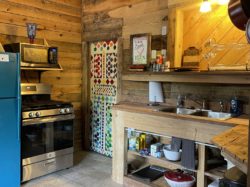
[248,122,250,186]
[82,38,123,150]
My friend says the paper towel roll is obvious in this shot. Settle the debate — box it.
[149,81,164,103]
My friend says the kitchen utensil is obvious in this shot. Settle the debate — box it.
[163,144,181,161]
[246,19,250,43]
[164,170,196,187]
[131,165,167,182]
[228,0,250,30]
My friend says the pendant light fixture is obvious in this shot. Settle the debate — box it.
[200,0,212,13]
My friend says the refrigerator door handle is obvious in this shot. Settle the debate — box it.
[17,99,20,141]
[17,53,21,141]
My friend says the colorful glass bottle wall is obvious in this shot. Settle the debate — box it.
[90,40,118,157]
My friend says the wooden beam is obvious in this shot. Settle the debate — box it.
[82,0,152,14]
[197,145,207,187]
[82,41,90,150]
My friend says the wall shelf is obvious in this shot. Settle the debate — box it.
[122,71,250,84]
[21,64,63,71]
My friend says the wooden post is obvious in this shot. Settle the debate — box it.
[197,144,207,187]
[112,110,126,184]
[82,41,91,150]
[248,122,250,186]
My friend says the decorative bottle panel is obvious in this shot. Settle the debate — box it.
[90,40,118,157]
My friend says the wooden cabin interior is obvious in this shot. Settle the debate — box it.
[0,0,249,187]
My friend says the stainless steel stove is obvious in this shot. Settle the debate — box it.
[21,83,74,182]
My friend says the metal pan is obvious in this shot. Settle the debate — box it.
[228,0,250,30]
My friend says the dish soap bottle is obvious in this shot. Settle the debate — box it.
[230,96,242,117]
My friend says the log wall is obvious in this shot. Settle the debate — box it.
[0,0,83,151]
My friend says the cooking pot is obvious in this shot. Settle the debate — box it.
[228,0,250,30]
[164,170,196,187]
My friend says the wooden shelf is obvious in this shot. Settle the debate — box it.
[122,71,250,84]
[204,166,226,180]
[21,64,63,71]
[124,175,169,187]
[128,150,197,173]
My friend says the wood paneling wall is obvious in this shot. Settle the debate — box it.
[182,5,247,70]
[82,0,250,116]
[0,0,83,151]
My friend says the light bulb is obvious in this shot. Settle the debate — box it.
[200,1,212,13]
[217,0,229,5]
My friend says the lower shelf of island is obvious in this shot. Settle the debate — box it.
[124,175,169,187]
[127,150,226,187]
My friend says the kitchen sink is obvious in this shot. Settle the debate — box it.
[155,107,196,115]
[191,110,232,120]
[154,107,232,120]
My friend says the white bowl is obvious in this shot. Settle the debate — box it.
[164,175,196,187]
[163,144,181,161]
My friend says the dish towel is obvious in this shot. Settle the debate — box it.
[181,139,196,170]
[171,137,182,152]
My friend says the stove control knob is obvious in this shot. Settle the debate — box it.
[35,112,41,117]
[65,108,70,113]
[60,108,65,114]
[29,112,35,118]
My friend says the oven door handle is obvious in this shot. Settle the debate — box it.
[22,114,75,126]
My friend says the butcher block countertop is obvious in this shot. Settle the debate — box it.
[212,125,248,174]
[112,102,249,175]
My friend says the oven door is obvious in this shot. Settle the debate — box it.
[22,114,74,164]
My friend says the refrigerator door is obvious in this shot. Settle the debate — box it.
[0,98,20,187]
[0,53,19,99]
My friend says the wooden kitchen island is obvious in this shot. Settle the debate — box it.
[112,102,248,187]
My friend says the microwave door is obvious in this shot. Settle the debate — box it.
[23,47,48,64]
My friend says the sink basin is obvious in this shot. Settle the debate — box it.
[191,110,232,120]
[155,107,196,115]
[154,107,232,120]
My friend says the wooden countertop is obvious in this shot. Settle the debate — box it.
[212,125,248,174]
[112,102,249,127]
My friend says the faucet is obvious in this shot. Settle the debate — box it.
[201,99,208,110]
[219,101,224,112]
[177,95,185,108]
[189,98,208,110]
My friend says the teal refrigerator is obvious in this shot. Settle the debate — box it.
[0,52,20,187]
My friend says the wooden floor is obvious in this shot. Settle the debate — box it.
[21,151,122,187]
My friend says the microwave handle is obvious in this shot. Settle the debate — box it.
[22,114,75,126]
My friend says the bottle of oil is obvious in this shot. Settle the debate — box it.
[136,132,141,151]
[140,133,146,149]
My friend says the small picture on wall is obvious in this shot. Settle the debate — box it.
[130,33,151,65]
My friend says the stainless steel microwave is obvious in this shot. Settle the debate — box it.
[4,43,60,69]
